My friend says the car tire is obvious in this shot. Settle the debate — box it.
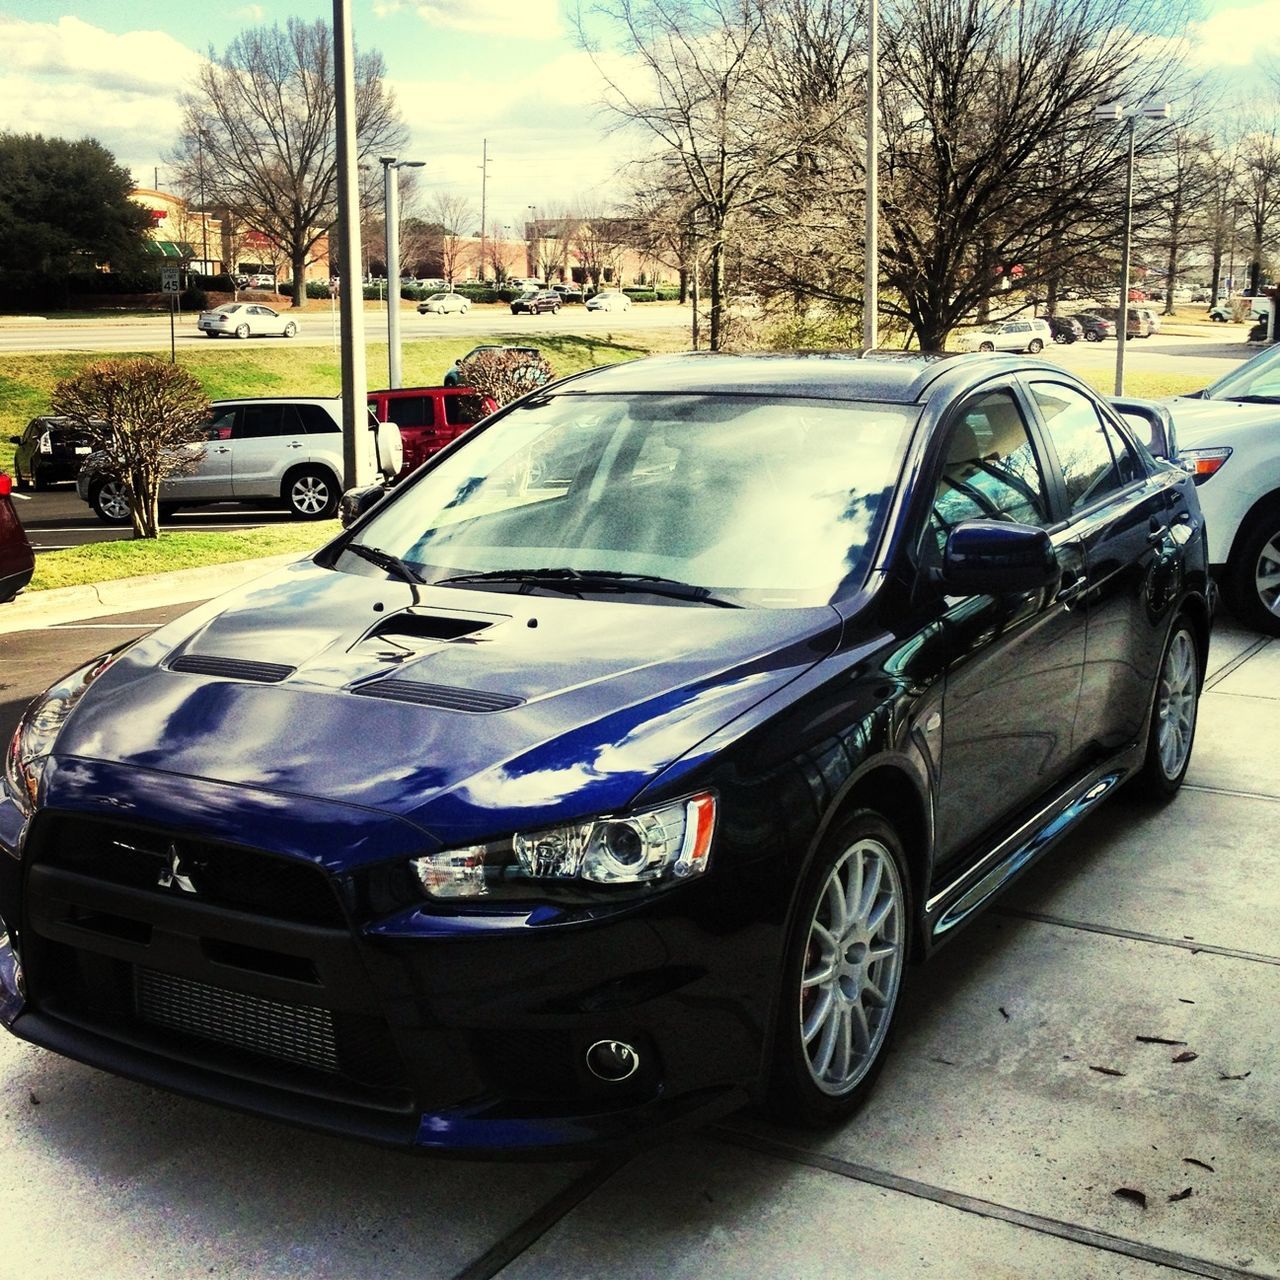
[552,303,561,314]
[978,341,995,352]
[31,465,52,491]
[1028,338,1044,353]
[1053,332,1068,344]
[204,331,219,338]
[283,322,297,338]
[90,479,132,525]
[766,809,911,1127]
[1225,505,1280,635]
[1130,617,1200,800]
[1084,330,1101,342]
[283,466,338,520]
[236,324,250,339]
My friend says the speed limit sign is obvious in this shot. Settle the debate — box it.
[161,267,180,294]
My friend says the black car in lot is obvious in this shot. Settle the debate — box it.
[1048,314,1084,344]
[9,416,96,489]
[1,352,1211,1155]
[510,288,562,315]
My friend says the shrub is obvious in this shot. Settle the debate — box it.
[622,289,659,303]
[457,349,555,406]
[191,273,238,293]
[179,287,208,312]
[496,288,519,304]
[453,284,500,304]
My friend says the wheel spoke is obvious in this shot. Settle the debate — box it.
[802,986,834,1044]
[824,873,848,936]
[858,854,883,922]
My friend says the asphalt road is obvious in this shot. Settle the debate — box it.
[0,300,692,354]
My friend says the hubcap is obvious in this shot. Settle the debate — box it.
[1156,629,1197,779]
[799,838,905,1095]
[99,482,130,520]
[1252,531,1280,621]
[291,476,329,515]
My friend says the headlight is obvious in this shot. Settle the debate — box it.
[1178,446,1232,485]
[4,652,122,816]
[411,793,717,901]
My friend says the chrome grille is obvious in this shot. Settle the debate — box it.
[135,968,339,1074]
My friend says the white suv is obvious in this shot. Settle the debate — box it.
[1163,343,1280,632]
[956,318,1053,354]
[78,397,402,524]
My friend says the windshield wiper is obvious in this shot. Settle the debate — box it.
[436,567,740,607]
[346,543,426,604]
[1218,393,1280,404]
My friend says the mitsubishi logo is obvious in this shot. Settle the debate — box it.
[157,843,199,894]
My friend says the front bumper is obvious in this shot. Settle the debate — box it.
[0,765,775,1156]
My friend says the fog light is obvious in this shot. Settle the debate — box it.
[585,1039,640,1082]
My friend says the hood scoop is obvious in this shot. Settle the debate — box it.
[352,678,523,713]
[170,655,295,684]
[358,611,495,646]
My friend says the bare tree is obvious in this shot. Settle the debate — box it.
[1140,127,1219,313]
[1236,119,1280,294]
[428,192,476,283]
[171,18,405,308]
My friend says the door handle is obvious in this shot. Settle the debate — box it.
[1056,568,1087,605]
[1147,516,1168,546]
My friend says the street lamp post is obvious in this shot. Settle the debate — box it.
[527,205,538,278]
[380,154,425,389]
[1093,100,1170,395]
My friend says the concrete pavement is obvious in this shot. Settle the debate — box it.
[0,576,1274,1280]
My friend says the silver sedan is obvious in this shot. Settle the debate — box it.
[418,292,471,315]
[198,303,300,339]
[585,290,632,312]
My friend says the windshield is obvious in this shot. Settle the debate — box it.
[1201,341,1280,402]
[338,392,918,607]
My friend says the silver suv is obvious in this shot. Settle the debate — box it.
[78,397,402,523]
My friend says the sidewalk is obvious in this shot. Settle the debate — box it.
[0,552,300,636]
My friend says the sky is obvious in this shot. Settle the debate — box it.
[3,0,1280,235]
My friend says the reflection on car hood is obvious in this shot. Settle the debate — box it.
[52,560,841,843]
[1164,395,1279,445]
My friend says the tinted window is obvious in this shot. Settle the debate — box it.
[930,390,1050,553]
[203,408,238,441]
[1030,382,1130,511]
[297,404,340,434]
[444,394,489,427]
[238,405,289,439]
[384,396,435,429]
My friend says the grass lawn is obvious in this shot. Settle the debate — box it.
[29,523,338,592]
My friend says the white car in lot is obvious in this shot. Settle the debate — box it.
[77,397,401,523]
[417,292,470,315]
[585,290,632,312]
[955,318,1053,354]
[1165,342,1280,632]
[198,303,299,339]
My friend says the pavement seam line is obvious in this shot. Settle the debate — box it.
[1183,782,1280,805]
[994,907,1280,966]
[711,1128,1274,1280]
[1203,638,1272,690]
[449,1156,630,1280]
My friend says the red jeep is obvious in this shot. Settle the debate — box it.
[367,386,497,479]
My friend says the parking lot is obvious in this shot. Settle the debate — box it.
[0,596,1273,1279]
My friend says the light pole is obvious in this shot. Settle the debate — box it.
[380,154,425,389]
[1093,100,1170,395]
[864,0,879,350]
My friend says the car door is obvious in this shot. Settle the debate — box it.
[230,403,301,499]
[165,406,237,501]
[926,385,1088,874]
[1026,379,1178,754]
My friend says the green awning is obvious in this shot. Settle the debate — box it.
[143,240,196,259]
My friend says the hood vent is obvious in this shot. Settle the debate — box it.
[360,612,495,645]
[170,655,296,684]
[353,678,523,713]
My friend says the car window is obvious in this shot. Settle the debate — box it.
[296,404,340,435]
[444,394,490,427]
[1030,382,1134,511]
[929,390,1050,554]
[386,396,435,429]
[237,405,290,439]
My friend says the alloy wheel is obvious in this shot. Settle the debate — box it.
[95,480,131,522]
[288,471,333,518]
[799,837,906,1096]
[1155,628,1198,780]
[1251,530,1280,626]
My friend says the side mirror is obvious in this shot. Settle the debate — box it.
[938,520,1059,595]
[339,482,388,529]
[1108,396,1177,461]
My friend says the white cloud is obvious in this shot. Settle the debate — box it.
[0,16,202,182]
[1186,2,1280,67]
[234,4,267,21]
[376,0,561,40]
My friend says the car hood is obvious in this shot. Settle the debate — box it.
[51,559,842,847]
[1164,395,1279,445]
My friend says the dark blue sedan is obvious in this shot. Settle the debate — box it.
[1,353,1211,1154]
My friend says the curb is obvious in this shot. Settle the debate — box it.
[0,552,302,635]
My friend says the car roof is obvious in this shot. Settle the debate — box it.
[548,350,999,403]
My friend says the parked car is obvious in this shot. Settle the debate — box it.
[1163,340,1280,632]
[1075,312,1116,342]
[247,274,276,289]
[198,302,299,340]
[1047,315,1083,345]
[510,289,562,315]
[0,470,34,603]
[442,344,542,387]
[1138,307,1162,335]
[367,385,497,477]
[552,283,585,302]
[417,292,470,316]
[585,290,633,313]
[4,351,1210,1156]
[77,397,402,523]
[955,318,1052,354]
[1094,306,1150,338]
[9,416,96,489]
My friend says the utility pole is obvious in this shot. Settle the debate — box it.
[863,0,879,350]
[479,139,490,282]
